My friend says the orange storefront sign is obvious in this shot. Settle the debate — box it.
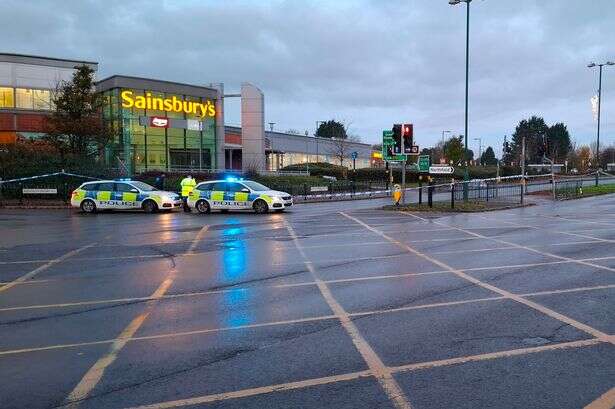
[0,131,17,144]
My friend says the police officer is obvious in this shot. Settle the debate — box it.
[180,174,196,212]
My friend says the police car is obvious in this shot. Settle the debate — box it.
[187,178,293,214]
[71,179,182,213]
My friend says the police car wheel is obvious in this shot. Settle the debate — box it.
[80,199,96,213]
[196,200,210,214]
[142,200,158,213]
[253,199,269,214]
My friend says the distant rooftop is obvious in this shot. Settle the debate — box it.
[0,52,98,70]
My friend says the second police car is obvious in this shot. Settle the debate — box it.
[187,178,293,214]
[71,179,182,213]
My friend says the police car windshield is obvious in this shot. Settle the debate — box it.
[130,181,157,191]
[241,181,270,191]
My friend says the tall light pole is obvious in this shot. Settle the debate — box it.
[315,120,325,162]
[588,61,614,186]
[449,0,473,199]
[441,130,452,145]
[473,137,482,165]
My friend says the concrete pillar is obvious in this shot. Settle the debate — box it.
[211,83,226,171]
[241,83,265,171]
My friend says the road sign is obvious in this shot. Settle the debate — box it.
[418,155,430,173]
[22,188,58,194]
[351,151,358,160]
[429,166,454,174]
[407,145,420,155]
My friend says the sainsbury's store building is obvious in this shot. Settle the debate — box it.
[0,53,374,174]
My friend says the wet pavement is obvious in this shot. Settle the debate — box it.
[1,195,615,409]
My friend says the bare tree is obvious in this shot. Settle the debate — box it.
[327,134,361,168]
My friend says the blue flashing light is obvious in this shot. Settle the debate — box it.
[114,178,132,181]
[225,176,238,182]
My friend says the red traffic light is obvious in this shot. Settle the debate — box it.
[403,124,413,137]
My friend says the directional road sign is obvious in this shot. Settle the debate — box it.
[429,166,454,174]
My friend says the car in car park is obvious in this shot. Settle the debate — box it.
[187,178,293,214]
[71,179,182,213]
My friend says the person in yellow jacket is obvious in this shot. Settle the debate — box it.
[180,175,197,212]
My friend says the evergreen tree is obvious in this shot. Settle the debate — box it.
[481,146,497,165]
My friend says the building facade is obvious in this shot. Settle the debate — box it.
[1,52,376,174]
[0,53,98,144]
[225,126,373,171]
[96,75,221,174]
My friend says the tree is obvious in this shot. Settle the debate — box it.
[481,146,497,165]
[44,65,113,161]
[443,136,465,165]
[510,116,549,164]
[599,144,615,169]
[316,120,347,139]
[545,123,571,163]
[502,135,514,165]
[327,135,360,169]
[577,145,592,172]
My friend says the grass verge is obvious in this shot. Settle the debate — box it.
[383,201,529,213]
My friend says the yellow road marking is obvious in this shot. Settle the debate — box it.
[341,212,613,343]
[124,338,604,409]
[584,386,615,409]
[0,243,96,293]
[125,370,374,409]
[3,281,614,359]
[392,338,602,373]
[64,278,173,406]
[285,221,413,409]
[187,225,209,254]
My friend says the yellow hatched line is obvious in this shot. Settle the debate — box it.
[285,220,413,409]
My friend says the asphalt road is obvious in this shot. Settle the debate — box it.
[1,195,615,409]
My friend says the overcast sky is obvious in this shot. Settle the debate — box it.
[2,0,614,153]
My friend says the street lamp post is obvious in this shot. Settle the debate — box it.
[315,120,325,163]
[441,130,451,146]
[473,137,482,165]
[449,0,473,200]
[588,61,614,186]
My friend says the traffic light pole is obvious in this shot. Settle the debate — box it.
[401,129,406,205]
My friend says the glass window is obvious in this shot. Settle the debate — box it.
[33,89,51,110]
[227,183,246,192]
[15,88,33,109]
[211,182,227,191]
[129,181,157,191]
[114,183,135,192]
[242,181,270,191]
[97,182,114,191]
[197,182,214,191]
[83,183,99,191]
[0,87,14,108]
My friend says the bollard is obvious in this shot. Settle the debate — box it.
[418,178,423,205]
[428,181,434,208]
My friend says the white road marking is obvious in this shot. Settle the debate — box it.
[0,243,97,293]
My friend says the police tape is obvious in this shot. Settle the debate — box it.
[0,171,100,185]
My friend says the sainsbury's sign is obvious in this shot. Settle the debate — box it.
[121,90,216,118]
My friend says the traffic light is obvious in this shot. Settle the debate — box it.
[392,124,402,154]
[403,124,413,154]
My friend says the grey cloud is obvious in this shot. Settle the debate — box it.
[1,0,614,149]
